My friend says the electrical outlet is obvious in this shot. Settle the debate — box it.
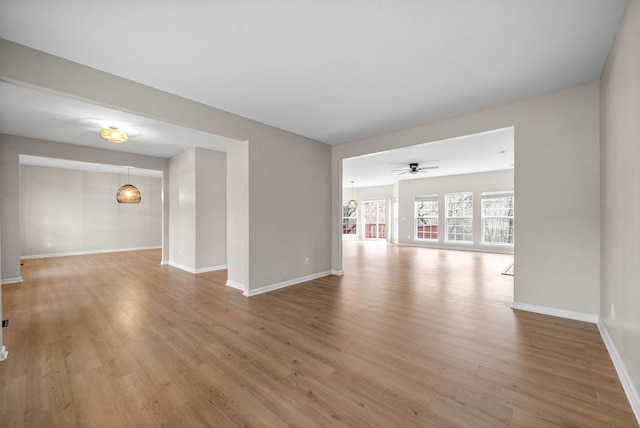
[610,303,615,320]
[47,242,53,248]
[304,257,310,265]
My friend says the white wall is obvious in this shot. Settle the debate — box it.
[0,225,5,361]
[20,165,161,257]
[333,80,601,319]
[247,130,332,292]
[226,140,249,290]
[195,147,226,270]
[398,170,514,253]
[169,148,197,269]
[169,147,227,272]
[600,0,640,416]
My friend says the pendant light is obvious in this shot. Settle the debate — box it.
[348,181,358,208]
[116,168,141,204]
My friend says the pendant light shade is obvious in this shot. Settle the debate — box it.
[116,184,141,203]
[117,169,141,203]
[348,181,358,208]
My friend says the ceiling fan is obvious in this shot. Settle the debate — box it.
[393,162,439,175]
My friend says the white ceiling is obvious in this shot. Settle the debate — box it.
[0,1,626,183]
[0,82,235,158]
[344,127,514,188]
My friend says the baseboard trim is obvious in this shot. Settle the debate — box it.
[244,271,332,297]
[511,302,599,324]
[0,345,7,361]
[331,269,344,276]
[225,280,246,292]
[21,246,162,259]
[597,322,640,423]
[1,277,23,285]
[195,265,227,274]
[167,261,226,274]
[397,242,514,255]
[160,260,169,265]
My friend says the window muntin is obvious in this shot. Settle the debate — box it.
[363,200,387,239]
[445,192,473,242]
[415,196,438,240]
[342,203,357,235]
[481,191,514,245]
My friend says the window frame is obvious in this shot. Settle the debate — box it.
[342,202,358,236]
[445,192,473,243]
[415,195,439,241]
[481,191,515,246]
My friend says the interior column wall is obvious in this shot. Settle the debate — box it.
[169,148,197,270]
[226,140,249,291]
[194,147,226,271]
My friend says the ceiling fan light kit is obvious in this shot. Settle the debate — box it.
[395,162,440,175]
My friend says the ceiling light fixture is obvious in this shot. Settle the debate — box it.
[100,126,128,143]
[348,181,358,208]
[116,168,141,204]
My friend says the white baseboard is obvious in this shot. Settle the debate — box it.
[597,322,640,423]
[195,265,227,274]
[244,271,332,297]
[225,280,246,292]
[0,345,7,361]
[397,242,514,255]
[21,246,162,259]
[160,260,169,265]
[511,302,599,324]
[331,269,344,276]
[1,277,23,285]
[167,261,226,274]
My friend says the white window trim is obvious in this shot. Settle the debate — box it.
[415,195,439,241]
[445,192,473,244]
[481,191,514,246]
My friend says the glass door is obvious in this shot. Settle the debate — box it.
[363,200,387,240]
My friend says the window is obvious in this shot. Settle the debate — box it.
[482,191,514,245]
[363,200,387,239]
[415,196,438,240]
[342,203,357,235]
[445,192,473,242]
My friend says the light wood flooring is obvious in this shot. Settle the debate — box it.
[1,242,637,427]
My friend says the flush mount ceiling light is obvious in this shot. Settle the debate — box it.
[116,168,141,204]
[100,126,128,143]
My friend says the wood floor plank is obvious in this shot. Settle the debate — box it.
[0,243,636,427]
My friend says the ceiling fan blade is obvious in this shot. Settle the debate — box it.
[420,166,439,169]
[398,170,410,175]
